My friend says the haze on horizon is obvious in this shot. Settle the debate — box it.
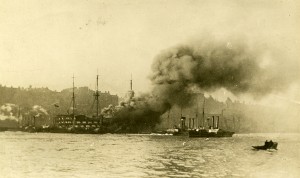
[1,0,299,104]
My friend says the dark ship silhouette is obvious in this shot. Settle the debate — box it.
[188,98,235,138]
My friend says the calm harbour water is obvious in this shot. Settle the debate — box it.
[1,132,300,178]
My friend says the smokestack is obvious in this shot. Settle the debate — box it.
[130,74,133,91]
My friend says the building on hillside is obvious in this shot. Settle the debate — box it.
[99,91,118,109]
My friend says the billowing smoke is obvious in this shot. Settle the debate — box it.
[30,105,49,117]
[0,103,18,121]
[112,93,170,132]
[150,37,297,106]
[112,36,297,132]
[101,104,114,117]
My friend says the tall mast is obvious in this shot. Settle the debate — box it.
[180,107,182,118]
[130,74,132,91]
[167,109,170,128]
[18,106,21,126]
[72,74,76,127]
[18,106,20,118]
[196,95,199,128]
[96,71,100,119]
[202,97,205,127]
[127,74,134,99]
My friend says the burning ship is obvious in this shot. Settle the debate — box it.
[50,74,142,134]
[10,36,287,135]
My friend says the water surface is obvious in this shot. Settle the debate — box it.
[1,132,299,178]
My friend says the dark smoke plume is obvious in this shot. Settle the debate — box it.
[109,93,170,132]
[150,37,296,106]
[112,36,297,132]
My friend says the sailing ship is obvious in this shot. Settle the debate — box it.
[188,97,235,138]
[51,73,106,134]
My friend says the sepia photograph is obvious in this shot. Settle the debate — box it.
[1,0,299,177]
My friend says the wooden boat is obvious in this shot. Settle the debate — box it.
[252,141,278,150]
[44,73,104,134]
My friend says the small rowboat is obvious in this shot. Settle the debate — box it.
[252,141,278,150]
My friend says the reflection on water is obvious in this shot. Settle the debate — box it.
[1,132,300,178]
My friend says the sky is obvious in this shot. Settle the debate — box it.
[0,0,299,101]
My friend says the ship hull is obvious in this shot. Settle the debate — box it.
[41,127,109,134]
[189,129,234,138]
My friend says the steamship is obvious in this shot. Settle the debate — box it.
[188,98,234,138]
[164,107,192,136]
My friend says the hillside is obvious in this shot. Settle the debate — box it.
[0,85,118,127]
